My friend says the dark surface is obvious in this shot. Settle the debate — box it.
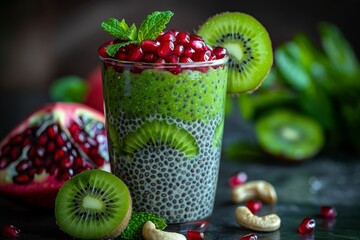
[0,154,359,239]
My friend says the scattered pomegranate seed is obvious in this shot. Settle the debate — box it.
[176,32,190,45]
[1,224,21,239]
[298,217,316,234]
[187,230,204,240]
[321,206,337,219]
[246,200,262,214]
[128,46,144,62]
[240,233,257,240]
[228,171,248,188]
[158,40,174,58]
[157,31,176,42]
[173,44,184,56]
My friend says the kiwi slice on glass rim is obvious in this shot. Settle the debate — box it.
[255,109,324,161]
[197,12,273,94]
[54,169,132,239]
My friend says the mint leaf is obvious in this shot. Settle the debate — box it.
[101,18,137,40]
[106,41,137,57]
[138,11,174,42]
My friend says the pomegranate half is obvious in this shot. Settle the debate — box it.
[0,102,110,208]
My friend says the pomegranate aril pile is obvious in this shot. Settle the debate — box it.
[1,224,21,239]
[298,217,316,234]
[99,30,227,74]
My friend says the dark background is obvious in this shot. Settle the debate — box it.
[0,0,359,138]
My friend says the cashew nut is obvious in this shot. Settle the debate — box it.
[231,180,277,204]
[235,206,281,232]
[142,221,186,240]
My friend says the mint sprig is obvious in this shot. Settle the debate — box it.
[101,11,174,57]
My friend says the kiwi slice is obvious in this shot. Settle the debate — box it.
[122,120,199,158]
[197,12,273,94]
[255,109,324,161]
[55,169,132,239]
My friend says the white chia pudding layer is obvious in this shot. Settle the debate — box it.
[109,111,223,223]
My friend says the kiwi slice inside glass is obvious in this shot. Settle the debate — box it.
[122,120,199,159]
[55,169,132,239]
[255,109,324,161]
[197,12,273,94]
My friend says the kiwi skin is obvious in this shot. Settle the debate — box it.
[54,169,133,240]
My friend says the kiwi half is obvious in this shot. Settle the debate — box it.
[197,12,273,94]
[255,109,324,161]
[122,120,199,158]
[55,169,132,239]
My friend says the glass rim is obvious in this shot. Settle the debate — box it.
[99,55,229,68]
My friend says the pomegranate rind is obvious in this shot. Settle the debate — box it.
[0,102,110,208]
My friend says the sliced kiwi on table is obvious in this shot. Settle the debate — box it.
[122,120,199,158]
[54,169,132,239]
[197,12,273,94]
[255,109,324,161]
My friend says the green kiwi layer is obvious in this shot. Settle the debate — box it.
[102,66,228,123]
[197,12,273,94]
[54,169,132,239]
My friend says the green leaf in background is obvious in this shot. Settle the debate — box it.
[319,22,359,77]
[49,75,88,103]
[275,42,313,91]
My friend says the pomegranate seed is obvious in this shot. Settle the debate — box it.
[16,160,32,172]
[144,53,157,62]
[60,157,73,170]
[116,52,128,61]
[1,224,21,238]
[195,50,212,62]
[57,168,74,181]
[298,217,316,234]
[228,171,248,188]
[47,124,58,139]
[213,46,227,59]
[98,40,113,58]
[246,200,262,214]
[190,34,204,41]
[13,173,34,184]
[189,39,205,51]
[46,141,56,153]
[141,40,160,53]
[38,134,47,145]
[157,31,176,42]
[0,156,10,169]
[155,58,166,64]
[170,29,179,36]
[187,230,204,240]
[158,41,174,58]
[176,32,190,45]
[179,57,193,63]
[173,44,184,57]
[166,55,179,63]
[169,65,182,75]
[240,233,257,240]
[10,147,21,159]
[321,206,337,219]
[128,46,144,62]
[183,47,195,58]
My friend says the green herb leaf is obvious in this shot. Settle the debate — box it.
[105,41,138,57]
[49,76,88,103]
[138,11,174,42]
[101,18,137,40]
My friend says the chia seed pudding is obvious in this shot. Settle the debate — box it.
[101,60,228,224]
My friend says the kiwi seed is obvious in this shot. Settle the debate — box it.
[54,169,132,239]
[255,109,324,161]
[197,12,273,94]
[122,120,199,159]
